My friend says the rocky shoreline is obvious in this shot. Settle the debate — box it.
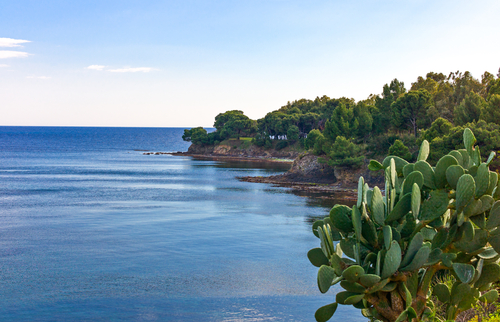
[146,147,384,199]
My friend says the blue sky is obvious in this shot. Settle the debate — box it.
[1,0,499,127]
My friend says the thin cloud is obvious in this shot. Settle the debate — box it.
[108,67,155,73]
[0,50,30,59]
[0,38,30,48]
[27,76,51,79]
[0,64,8,67]
[87,65,106,71]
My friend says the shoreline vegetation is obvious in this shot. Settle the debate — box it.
[165,69,500,197]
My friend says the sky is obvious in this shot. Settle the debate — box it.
[1,0,499,127]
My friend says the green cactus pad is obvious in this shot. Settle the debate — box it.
[381,282,397,292]
[403,163,415,177]
[383,225,392,250]
[459,149,470,169]
[441,253,457,268]
[336,291,361,304]
[451,282,471,305]
[433,283,450,303]
[340,280,366,293]
[475,264,500,288]
[470,213,486,230]
[462,221,475,241]
[472,145,481,167]
[479,289,498,303]
[464,199,482,218]
[330,253,343,275]
[487,201,500,230]
[453,263,475,284]
[401,232,423,267]
[410,183,421,219]
[480,195,494,213]
[385,193,412,224]
[402,171,424,196]
[464,128,477,157]
[359,274,381,288]
[449,150,464,167]
[329,205,353,234]
[431,227,448,249]
[367,278,390,293]
[381,240,401,279]
[425,248,442,265]
[308,248,330,267]
[352,207,362,243]
[357,177,364,208]
[370,186,385,226]
[415,160,437,189]
[488,232,500,254]
[446,165,465,190]
[456,174,476,214]
[400,213,416,238]
[344,293,365,305]
[475,163,490,198]
[401,245,431,272]
[382,155,409,176]
[455,229,488,253]
[478,247,498,260]
[435,155,459,188]
[312,220,324,238]
[487,171,498,195]
[342,265,365,282]
[418,189,449,222]
[486,151,496,165]
[368,160,384,171]
[315,302,338,322]
[318,265,337,293]
[417,140,430,162]
[361,217,378,247]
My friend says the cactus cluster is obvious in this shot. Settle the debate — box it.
[308,128,500,322]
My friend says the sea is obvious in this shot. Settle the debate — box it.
[0,127,364,321]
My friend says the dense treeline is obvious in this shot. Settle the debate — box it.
[183,69,500,168]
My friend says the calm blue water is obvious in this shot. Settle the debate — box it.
[0,127,363,321]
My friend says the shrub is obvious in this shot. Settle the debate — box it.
[326,136,364,168]
[388,139,412,161]
[309,128,500,322]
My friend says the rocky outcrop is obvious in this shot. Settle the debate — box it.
[186,143,300,159]
[240,154,384,190]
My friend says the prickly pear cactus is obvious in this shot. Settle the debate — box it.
[308,128,500,322]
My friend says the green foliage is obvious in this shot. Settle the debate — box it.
[287,125,300,142]
[305,129,322,150]
[454,91,485,125]
[309,128,500,322]
[182,127,220,146]
[251,132,271,148]
[388,139,412,161]
[214,110,257,140]
[481,94,500,124]
[391,89,434,136]
[326,136,364,168]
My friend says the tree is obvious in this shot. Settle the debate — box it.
[481,94,500,124]
[287,125,299,142]
[213,110,256,140]
[182,127,208,145]
[323,103,355,142]
[309,129,500,322]
[326,136,364,168]
[391,89,433,136]
[388,139,412,161]
[372,79,406,134]
[453,91,485,125]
